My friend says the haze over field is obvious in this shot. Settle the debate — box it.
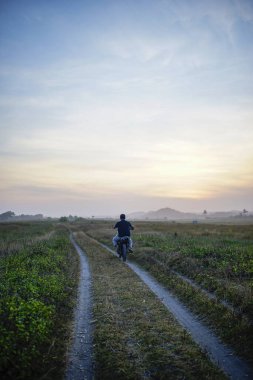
[1,0,253,217]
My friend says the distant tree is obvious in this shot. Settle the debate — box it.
[203,210,207,215]
[59,216,68,222]
[243,209,248,216]
[0,211,15,220]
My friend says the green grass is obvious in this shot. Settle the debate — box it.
[0,221,54,257]
[75,231,226,379]
[77,220,253,366]
[0,223,79,380]
[1,219,252,378]
[134,232,253,314]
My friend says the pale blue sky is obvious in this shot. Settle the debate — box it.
[1,0,253,216]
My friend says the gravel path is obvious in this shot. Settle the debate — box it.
[65,235,94,380]
[101,243,253,380]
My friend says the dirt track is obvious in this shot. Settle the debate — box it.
[127,261,252,379]
[65,236,94,380]
[66,237,253,380]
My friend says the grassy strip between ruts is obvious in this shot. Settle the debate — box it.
[0,225,79,380]
[74,231,226,379]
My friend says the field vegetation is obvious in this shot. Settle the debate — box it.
[0,222,79,380]
[78,219,253,367]
[1,219,252,379]
[73,230,225,379]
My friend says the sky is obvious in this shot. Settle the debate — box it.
[0,0,253,217]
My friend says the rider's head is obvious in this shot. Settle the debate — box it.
[120,213,126,220]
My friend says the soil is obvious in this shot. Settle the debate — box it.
[65,235,94,380]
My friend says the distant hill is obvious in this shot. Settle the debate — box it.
[128,207,197,220]
[128,207,252,220]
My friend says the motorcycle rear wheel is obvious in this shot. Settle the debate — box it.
[121,243,127,262]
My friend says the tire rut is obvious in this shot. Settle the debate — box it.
[99,242,253,380]
[65,235,94,380]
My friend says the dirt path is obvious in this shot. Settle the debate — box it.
[66,235,252,379]
[101,242,253,380]
[65,235,94,380]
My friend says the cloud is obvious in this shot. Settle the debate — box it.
[0,95,63,108]
[0,0,252,215]
[1,124,252,205]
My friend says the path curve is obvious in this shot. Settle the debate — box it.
[65,235,94,380]
[100,242,253,380]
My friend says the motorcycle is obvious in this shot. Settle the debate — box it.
[117,236,130,262]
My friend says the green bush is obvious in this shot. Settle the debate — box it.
[0,229,78,380]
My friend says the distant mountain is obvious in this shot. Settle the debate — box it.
[128,207,252,220]
[128,207,198,220]
[127,211,147,219]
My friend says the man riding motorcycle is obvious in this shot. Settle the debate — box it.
[112,213,134,253]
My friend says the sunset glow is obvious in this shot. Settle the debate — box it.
[1,0,253,217]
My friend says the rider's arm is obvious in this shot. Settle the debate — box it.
[129,222,134,230]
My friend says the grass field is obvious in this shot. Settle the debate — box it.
[1,219,252,379]
[74,230,226,379]
[0,222,79,380]
[77,219,253,366]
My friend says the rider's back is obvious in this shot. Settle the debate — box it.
[114,219,133,237]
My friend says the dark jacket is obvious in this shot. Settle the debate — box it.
[114,219,134,237]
